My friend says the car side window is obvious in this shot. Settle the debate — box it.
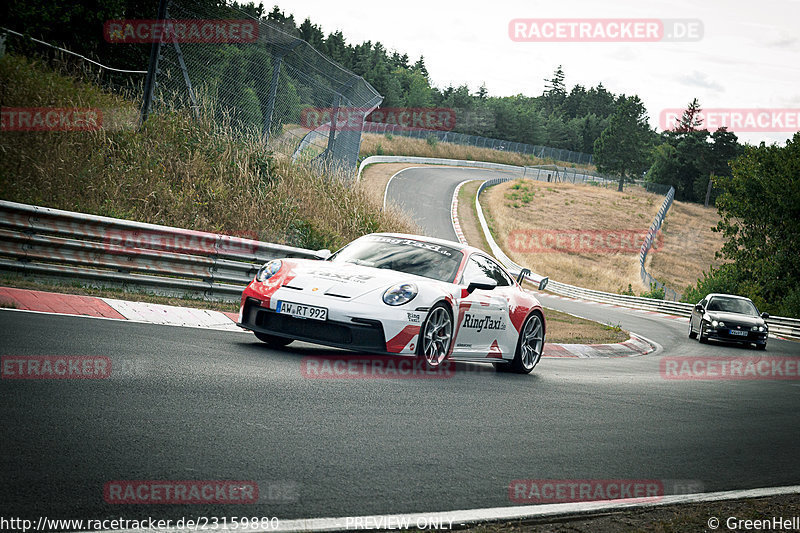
[461,254,511,287]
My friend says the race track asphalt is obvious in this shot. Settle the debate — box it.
[0,165,798,526]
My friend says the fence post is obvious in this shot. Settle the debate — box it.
[139,0,168,126]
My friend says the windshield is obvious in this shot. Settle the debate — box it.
[706,297,759,316]
[329,235,463,282]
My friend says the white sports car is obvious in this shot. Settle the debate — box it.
[238,233,545,373]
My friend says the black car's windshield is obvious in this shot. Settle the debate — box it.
[707,297,759,316]
[329,235,463,282]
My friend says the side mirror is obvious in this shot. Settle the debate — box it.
[466,277,497,294]
[694,304,704,312]
[516,268,530,285]
[761,312,770,319]
[314,248,332,260]
[538,277,549,291]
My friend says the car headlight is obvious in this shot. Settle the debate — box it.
[383,283,418,306]
[256,260,282,282]
[712,320,722,328]
[759,326,766,332]
[751,325,758,331]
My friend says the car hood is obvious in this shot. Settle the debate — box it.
[280,259,433,300]
[705,311,764,327]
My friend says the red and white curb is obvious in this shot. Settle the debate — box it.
[0,286,656,357]
[0,287,241,331]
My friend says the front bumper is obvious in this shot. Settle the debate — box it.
[238,297,390,353]
[704,326,768,345]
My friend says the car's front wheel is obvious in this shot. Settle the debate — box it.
[418,303,453,369]
[698,321,708,344]
[688,320,697,339]
[501,311,544,374]
[254,332,293,348]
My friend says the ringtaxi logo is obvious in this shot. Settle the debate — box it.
[1,107,102,132]
[1,356,111,379]
[509,479,664,504]
[509,18,703,42]
[660,357,800,381]
[104,20,258,43]
[660,108,800,133]
[300,107,456,132]
[509,229,663,254]
[104,481,258,504]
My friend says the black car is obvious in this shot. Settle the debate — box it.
[688,293,769,350]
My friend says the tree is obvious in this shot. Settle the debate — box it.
[593,96,652,191]
[673,98,704,133]
[693,133,800,316]
[542,65,566,114]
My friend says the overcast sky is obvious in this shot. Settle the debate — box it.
[282,0,800,146]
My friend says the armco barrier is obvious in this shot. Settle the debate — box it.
[0,200,320,302]
[639,186,680,301]
[0,199,797,339]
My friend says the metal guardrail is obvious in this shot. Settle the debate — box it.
[639,186,680,301]
[0,200,320,303]
[0,199,797,340]
[472,180,800,340]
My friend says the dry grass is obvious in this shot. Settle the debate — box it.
[543,307,629,344]
[482,180,723,294]
[0,54,416,251]
[360,133,596,170]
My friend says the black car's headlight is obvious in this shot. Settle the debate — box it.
[383,283,418,306]
[712,320,725,328]
[256,259,282,282]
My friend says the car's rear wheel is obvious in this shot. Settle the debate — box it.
[418,303,453,369]
[688,320,697,339]
[254,332,293,347]
[502,311,544,374]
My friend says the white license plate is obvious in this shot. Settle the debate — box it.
[729,329,748,336]
[277,301,328,321]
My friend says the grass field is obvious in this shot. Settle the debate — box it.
[482,179,724,295]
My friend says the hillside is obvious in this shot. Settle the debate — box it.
[0,54,416,251]
[481,179,724,295]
